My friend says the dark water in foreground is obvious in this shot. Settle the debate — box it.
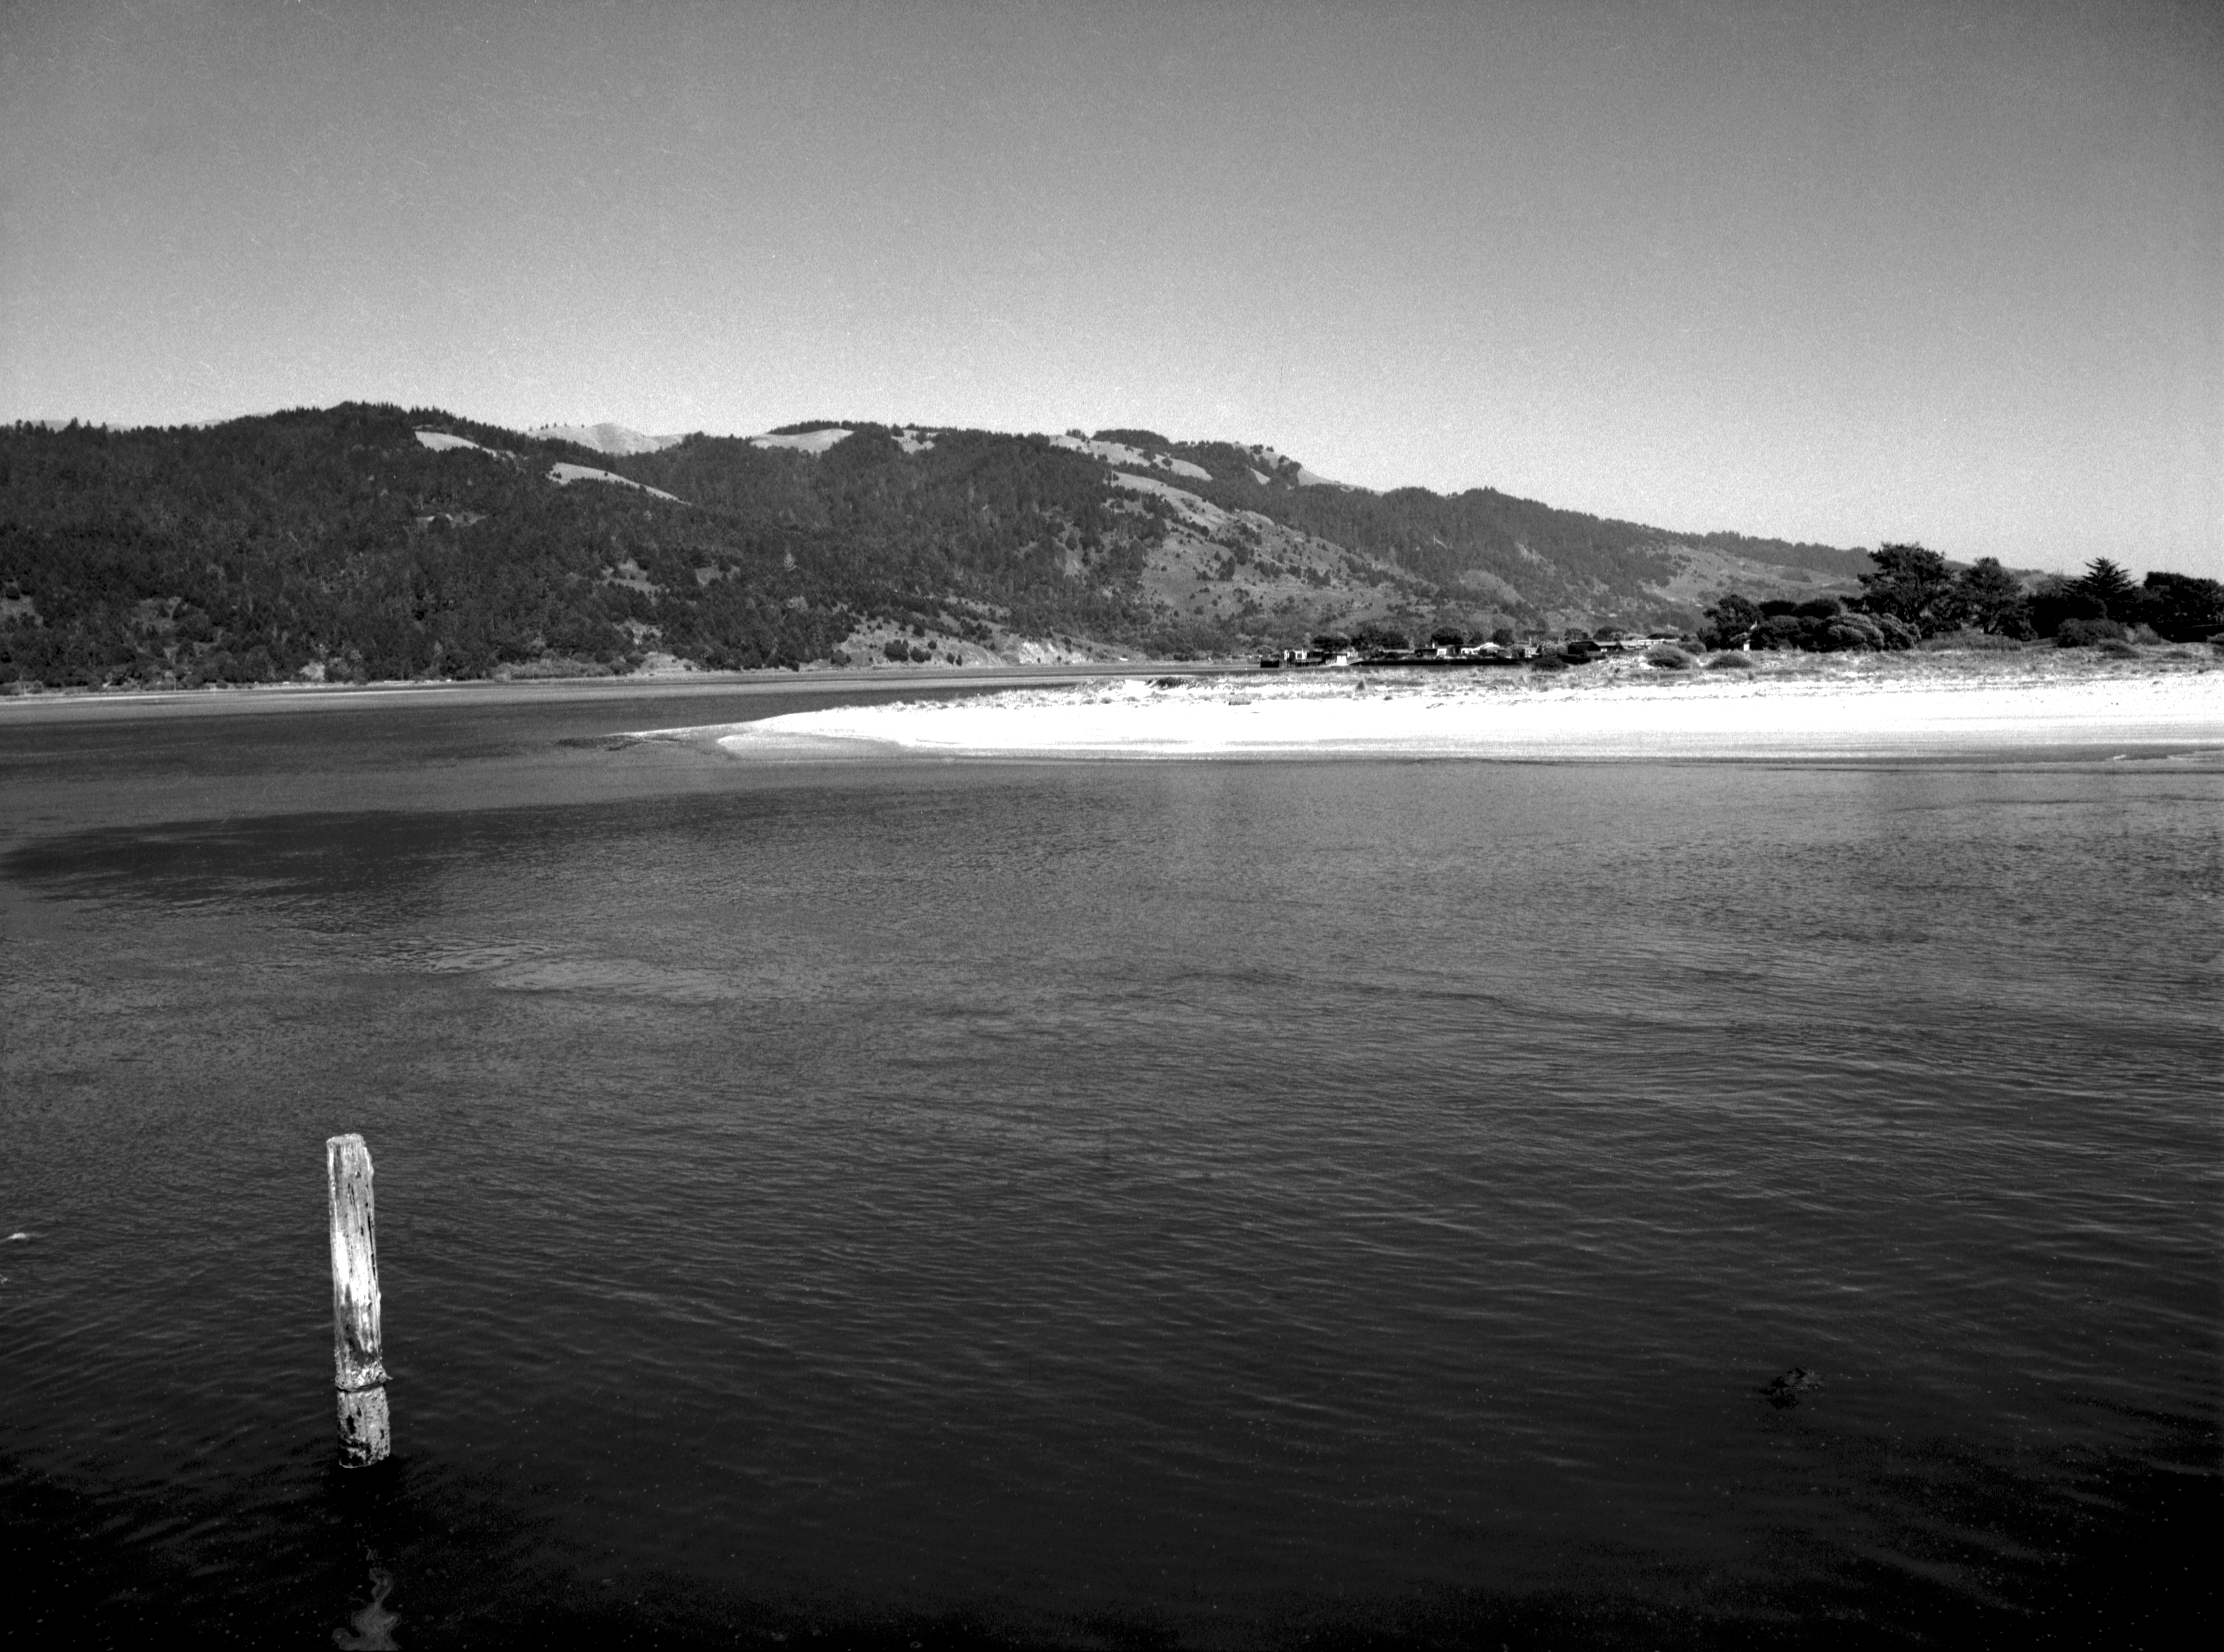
[2,685,2218,1647]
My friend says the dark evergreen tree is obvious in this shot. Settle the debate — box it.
[2028,576,2107,638]
[2073,557,2137,612]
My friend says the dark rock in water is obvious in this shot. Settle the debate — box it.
[1763,1367,1824,1407]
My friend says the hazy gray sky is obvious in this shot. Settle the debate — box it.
[3,0,2217,572]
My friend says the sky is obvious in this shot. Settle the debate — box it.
[2,0,2218,574]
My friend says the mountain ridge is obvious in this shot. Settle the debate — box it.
[526,421,686,455]
[3,403,1880,688]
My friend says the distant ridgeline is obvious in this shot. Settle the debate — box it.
[5,402,1904,688]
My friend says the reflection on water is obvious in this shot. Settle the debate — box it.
[334,1562,400,1650]
[1,711,2217,1645]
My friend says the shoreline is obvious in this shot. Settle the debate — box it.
[649,653,2224,764]
[0,662,1216,726]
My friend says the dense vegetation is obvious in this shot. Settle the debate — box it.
[0,407,1170,687]
[1699,546,2224,653]
[14,406,2178,690]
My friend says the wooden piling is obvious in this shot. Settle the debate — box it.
[326,1133,390,1467]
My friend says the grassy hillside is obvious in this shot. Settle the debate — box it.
[1,405,1870,688]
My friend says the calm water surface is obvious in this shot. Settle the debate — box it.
[2,684,2217,1647]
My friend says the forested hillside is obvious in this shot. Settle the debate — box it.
[2,404,1880,689]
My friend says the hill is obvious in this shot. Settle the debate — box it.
[1,404,1874,689]
[526,422,686,455]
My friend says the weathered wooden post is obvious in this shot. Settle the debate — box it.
[327,1133,391,1467]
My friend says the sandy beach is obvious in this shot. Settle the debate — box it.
[665,651,2224,762]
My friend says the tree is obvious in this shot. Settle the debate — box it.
[1430,626,1464,647]
[1700,592,1760,649]
[1950,556,2025,633]
[2073,557,2137,613]
[2028,575,2105,638]
[2138,572,2224,641]
[1857,543,1953,633]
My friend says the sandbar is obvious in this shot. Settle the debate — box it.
[666,653,2224,763]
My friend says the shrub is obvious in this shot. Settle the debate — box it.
[2055,617,2128,648]
[2095,639,2141,658]
[1644,644,1695,669]
[2031,583,2107,637]
[883,638,910,661]
[908,645,932,663]
[1705,651,1758,670]
[1816,614,1887,651]
[1530,651,1569,671]
[1919,630,2024,651]
[828,650,852,667]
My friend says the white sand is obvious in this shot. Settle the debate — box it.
[675,665,2224,763]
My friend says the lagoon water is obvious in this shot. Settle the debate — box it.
[3,682,2217,1647]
